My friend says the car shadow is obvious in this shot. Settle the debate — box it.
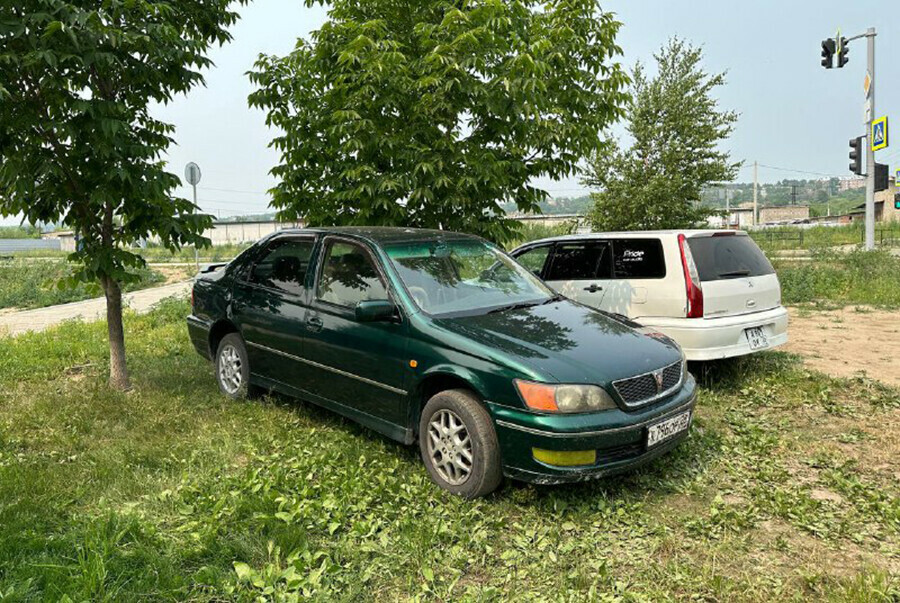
[255,387,714,505]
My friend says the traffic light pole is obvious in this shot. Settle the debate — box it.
[864,27,875,251]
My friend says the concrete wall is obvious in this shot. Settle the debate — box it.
[0,238,61,253]
[759,205,810,224]
[204,221,303,246]
[875,178,899,223]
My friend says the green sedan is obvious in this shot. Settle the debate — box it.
[187,227,696,498]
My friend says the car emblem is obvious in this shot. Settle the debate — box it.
[653,369,664,392]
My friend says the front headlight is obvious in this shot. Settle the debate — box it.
[514,380,618,413]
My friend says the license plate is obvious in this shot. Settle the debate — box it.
[745,326,768,350]
[647,410,692,448]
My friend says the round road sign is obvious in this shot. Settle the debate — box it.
[184,162,202,186]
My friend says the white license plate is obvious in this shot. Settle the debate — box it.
[647,410,692,448]
[745,326,768,350]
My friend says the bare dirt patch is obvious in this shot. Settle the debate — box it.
[153,265,194,285]
[785,306,900,386]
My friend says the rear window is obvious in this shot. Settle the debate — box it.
[612,239,666,279]
[687,234,775,281]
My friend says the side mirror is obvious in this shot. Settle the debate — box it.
[355,299,397,322]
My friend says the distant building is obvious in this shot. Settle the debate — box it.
[707,207,754,229]
[758,205,810,225]
[849,178,899,224]
[838,177,867,192]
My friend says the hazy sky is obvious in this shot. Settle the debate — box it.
[8,1,899,224]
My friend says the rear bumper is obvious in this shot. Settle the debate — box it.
[489,377,697,484]
[642,306,789,361]
[187,315,212,360]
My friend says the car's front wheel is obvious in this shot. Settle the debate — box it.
[418,389,502,499]
[215,333,252,399]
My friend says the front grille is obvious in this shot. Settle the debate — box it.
[613,361,683,408]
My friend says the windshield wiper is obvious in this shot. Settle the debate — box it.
[718,269,751,278]
[486,300,544,314]
[540,293,566,305]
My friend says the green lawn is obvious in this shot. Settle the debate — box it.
[774,249,900,309]
[0,298,897,601]
[0,259,181,311]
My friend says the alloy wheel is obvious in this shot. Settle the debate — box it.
[218,344,243,394]
[426,409,473,485]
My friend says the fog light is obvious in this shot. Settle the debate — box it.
[532,448,596,467]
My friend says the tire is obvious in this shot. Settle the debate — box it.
[418,389,502,499]
[215,333,253,400]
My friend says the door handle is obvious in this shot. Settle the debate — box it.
[306,316,323,331]
[583,284,603,293]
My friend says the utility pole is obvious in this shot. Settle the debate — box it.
[753,161,758,227]
[864,27,876,250]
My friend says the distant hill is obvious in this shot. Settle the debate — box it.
[504,195,593,216]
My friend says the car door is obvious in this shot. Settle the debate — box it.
[605,238,668,317]
[542,240,613,308]
[230,236,317,389]
[302,237,409,427]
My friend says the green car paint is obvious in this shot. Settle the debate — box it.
[187,227,696,484]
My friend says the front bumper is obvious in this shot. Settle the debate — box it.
[489,376,697,484]
[643,306,789,361]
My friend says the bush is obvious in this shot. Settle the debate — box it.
[775,248,900,307]
[0,259,166,310]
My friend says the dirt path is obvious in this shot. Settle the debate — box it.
[0,281,191,337]
[785,306,900,386]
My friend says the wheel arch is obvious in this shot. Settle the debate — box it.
[208,319,240,358]
[409,367,489,436]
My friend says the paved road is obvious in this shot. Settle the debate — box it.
[0,281,191,337]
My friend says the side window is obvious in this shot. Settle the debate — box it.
[248,239,315,295]
[612,239,666,279]
[545,242,612,281]
[317,241,389,307]
[514,245,552,277]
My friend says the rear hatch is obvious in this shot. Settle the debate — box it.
[686,232,780,318]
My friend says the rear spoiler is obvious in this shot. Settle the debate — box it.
[200,262,228,274]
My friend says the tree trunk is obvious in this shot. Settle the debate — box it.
[101,275,131,391]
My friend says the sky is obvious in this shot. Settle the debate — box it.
[5,0,898,224]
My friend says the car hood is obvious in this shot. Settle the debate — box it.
[433,299,682,384]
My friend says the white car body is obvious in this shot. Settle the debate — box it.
[511,230,789,361]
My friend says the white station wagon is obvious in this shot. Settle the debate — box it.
[511,230,788,361]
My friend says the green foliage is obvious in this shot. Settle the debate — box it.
[0,1,242,285]
[504,220,578,250]
[775,249,900,308]
[248,0,629,244]
[0,225,41,239]
[586,38,739,231]
[0,303,898,600]
[0,259,166,310]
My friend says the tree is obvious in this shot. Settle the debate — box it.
[0,1,244,389]
[248,0,629,244]
[585,39,739,231]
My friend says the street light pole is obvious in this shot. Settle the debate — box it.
[864,27,876,251]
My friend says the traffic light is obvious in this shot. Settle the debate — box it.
[875,163,888,192]
[821,38,835,69]
[895,194,900,211]
[836,36,849,68]
[849,136,863,175]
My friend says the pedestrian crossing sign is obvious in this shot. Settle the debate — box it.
[871,116,888,151]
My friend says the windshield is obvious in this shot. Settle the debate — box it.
[385,239,554,317]
[687,234,775,281]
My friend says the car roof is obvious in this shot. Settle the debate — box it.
[515,229,747,248]
[273,226,485,246]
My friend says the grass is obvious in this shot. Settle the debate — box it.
[0,259,184,311]
[0,298,897,601]
[751,224,900,254]
[774,248,900,309]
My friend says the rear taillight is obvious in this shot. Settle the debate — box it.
[678,234,703,318]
